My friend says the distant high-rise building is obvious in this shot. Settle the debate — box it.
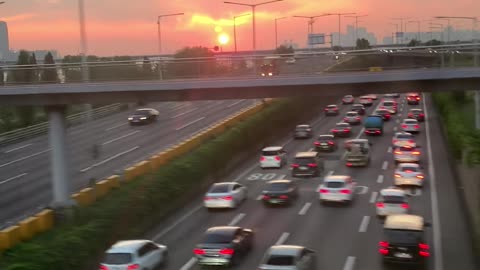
[0,21,9,60]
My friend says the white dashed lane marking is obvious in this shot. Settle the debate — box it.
[382,161,388,170]
[369,191,378,203]
[377,175,384,183]
[298,202,312,215]
[358,216,370,232]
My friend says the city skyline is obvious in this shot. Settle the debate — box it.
[0,0,478,55]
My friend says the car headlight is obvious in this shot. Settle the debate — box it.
[261,73,265,76]
[140,117,147,120]
[128,117,133,120]
[268,72,273,76]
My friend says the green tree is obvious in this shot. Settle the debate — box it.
[424,39,443,46]
[407,39,422,47]
[355,38,371,50]
[42,52,58,82]
[274,45,294,56]
[13,51,37,126]
[168,46,215,78]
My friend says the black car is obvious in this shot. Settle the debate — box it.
[379,215,430,268]
[351,104,366,115]
[408,109,425,122]
[324,104,339,116]
[261,180,298,206]
[291,152,325,177]
[128,108,159,125]
[294,124,313,139]
[314,134,337,152]
[374,109,391,121]
[194,226,253,266]
[260,64,278,76]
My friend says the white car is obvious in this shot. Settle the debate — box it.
[393,146,421,164]
[376,188,409,218]
[258,245,316,270]
[380,99,398,114]
[401,119,420,133]
[366,94,378,100]
[359,96,373,106]
[204,182,247,209]
[286,57,296,64]
[343,111,361,125]
[100,240,168,270]
[260,146,287,168]
[392,132,416,148]
[394,163,425,187]
[318,175,356,205]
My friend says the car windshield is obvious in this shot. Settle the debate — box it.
[266,182,290,191]
[103,253,133,265]
[327,105,337,108]
[375,110,387,114]
[401,166,419,172]
[411,110,423,114]
[318,136,333,141]
[336,123,349,128]
[203,232,233,244]
[397,134,413,139]
[295,157,315,165]
[404,120,417,124]
[265,255,295,266]
[325,181,345,188]
[134,110,150,116]
[385,229,422,245]
[208,184,230,193]
[398,147,415,152]
[346,112,357,117]
[296,126,310,131]
[382,195,406,203]
[383,102,394,106]
[262,150,280,156]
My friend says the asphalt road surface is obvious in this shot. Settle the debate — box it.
[0,99,258,226]
[143,94,477,270]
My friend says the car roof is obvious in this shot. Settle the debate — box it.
[380,188,406,196]
[344,95,353,97]
[296,124,311,128]
[211,182,235,187]
[409,108,423,112]
[295,152,317,158]
[352,104,364,107]
[267,179,292,184]
[318,134,334,138]
[346,139,368,143]
[403,119,418,123]
[397,163,420,169]
[360,96,371,98]
[206,226,240,235]
[262,146,283,151]
[137,108,154,111]
[394,132,413,137]
[267,245,304,256]
[384,215,424,231]
[108,240,150,253]
[336,122,350,126]
[346,111,358,114]
[327,104,337,107]
[324,175,350,182]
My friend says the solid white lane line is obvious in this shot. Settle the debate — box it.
[153,205,203,241]
[377,175,384,183]
[393,126,398,131]
[358,216,370,232]
[80,146,140,172]
[4,143,33,153]
[369,191,378,203]
[343,256,356,270]
[227,99,245,108]
[101,131,140,145]
[0,173,28,185]
[228,213,246,226]
[179,257,197,270]
[327,170,334,176]
[423,93,443,270]
[175,117,206,130]
[298,202,312,216]
[170,108,199,119]
[355,127,365,139]
[382,161,388,170]
[0,149,50,169]
[275,232,290,245]
[256,195,263,200]
[387,146,392,153]
[105,122,127,131]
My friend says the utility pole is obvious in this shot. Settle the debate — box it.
[274,16,287,49]
[392,17,411,44]
[233,13,251,52]
[323,12,356,47]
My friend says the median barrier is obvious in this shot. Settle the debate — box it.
[34,209,54,232]
[71,192,84,206]
[80,187,95,205]
[18,217,37,241]
[0,226,21,251]
[124,166,138,182]
[368,66,383,72]
[134,160,151,176]
[95,180,111,198]
[105,175,120,188]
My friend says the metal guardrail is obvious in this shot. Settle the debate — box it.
[0,103,128,146]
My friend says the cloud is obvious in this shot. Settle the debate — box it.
[0,13,38,22]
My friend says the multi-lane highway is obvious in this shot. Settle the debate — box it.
[0,99,257,225]
[143,94,476,270]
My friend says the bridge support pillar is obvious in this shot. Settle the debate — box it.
[47,105,73,208]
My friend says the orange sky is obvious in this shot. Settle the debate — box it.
[0,0,477,56]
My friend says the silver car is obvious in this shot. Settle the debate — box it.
[318,175,356,205]
[343,111,361,125]
[401,119,420,133]
[258,245,316,270]
[394,163,425,187]
[376,188,409,218]
[394,146,421,164]
[392,132,416,148]
[100,240,168,270]
[260,146,287,168]
[204,182,247,209]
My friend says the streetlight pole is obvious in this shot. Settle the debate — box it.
[408,20,421,41]
[345,15,368,43]
[392,17,411,44]
[274,16,287,49]
[429,23,444,41]
[157,13,184,55]
[233,13,251,53]
[293,15,330,48]
[78,0,88,83]
[389,23,399,44]
[323,13,356,47]
[434,18,451,43]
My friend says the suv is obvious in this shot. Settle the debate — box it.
[100,240,168,270]
[260,146,287,168]
[291,152,324,177]
[379,214,430,267]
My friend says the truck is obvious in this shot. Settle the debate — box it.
[344,139,371,167]
[364,115,384,135]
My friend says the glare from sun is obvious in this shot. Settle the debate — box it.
[218,33,229,45]
[214,26,223,33]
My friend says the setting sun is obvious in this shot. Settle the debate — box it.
[218,33,230,45]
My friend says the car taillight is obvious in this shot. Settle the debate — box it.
[416,175,424,179]
[419,250,430,257]
[402,125,407,128]
[194,248,205,255]
[355,117,361,120]
[127,264,140,270]
[260,156,266,161]
[99,266,109,270]
[401,203,409,209]
[419,243,430,257]
[343,117,348,121]
[319,189,329,193]
[385,114,390,118]
[419,243,429,250]
[393,139,398,143]
[314,141,320,146]
[274,156,281,161]
[375,130,381,134]
[204,196,213,201]
[324,108,328,111]
[279,195,289,199]
[412,151,420,155]
[376,202,384,208]
[346,162,353,167]
[416,97,420,100]
[328,141,335,145]
[344,128,350,132]
[408,140,415,143]
[262,195,270,200]
[308,163,317,167]
[219,248,235,255]
[419,113,425,117]
[340,189,351,194]
[223,196,233,200]
[408,113,413,117]
[291,164,299,168]
[394,151,402,154]
[379,241,389,248]
[394,174,401,178]
[414,125,419,129]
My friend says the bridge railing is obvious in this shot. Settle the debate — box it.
[0,103,129,146]
[0,43,479,85]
